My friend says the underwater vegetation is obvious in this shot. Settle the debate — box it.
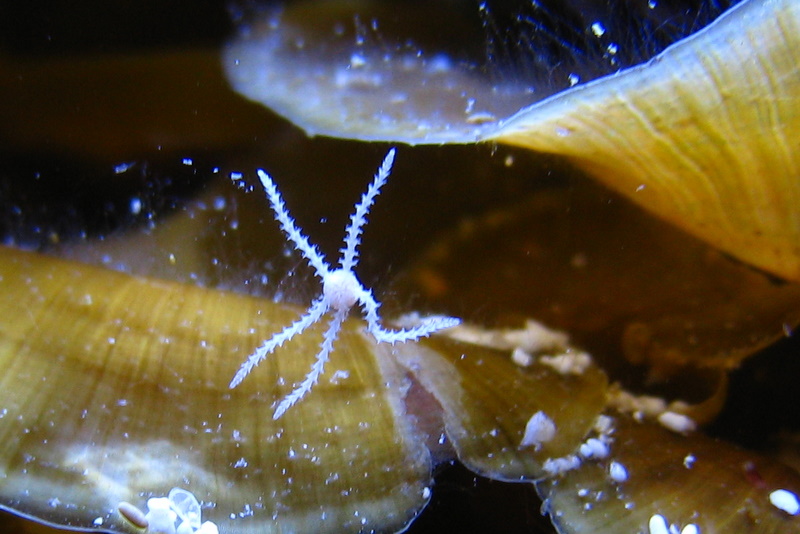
[1,0,800,533]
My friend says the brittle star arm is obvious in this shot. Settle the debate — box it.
[257,169,330,280]
[357,287,461,344]
[272,305,349,420]
[229,296,329,388]
[339,148,396,273]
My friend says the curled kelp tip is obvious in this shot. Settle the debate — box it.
[223,1,533,144]
[495,0,800,282]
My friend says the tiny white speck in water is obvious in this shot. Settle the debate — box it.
[350,53,367,68]
[93,517,104,526]
[427,54,452,72]
[114,162,135,174]
[607,43,619,55]
[770,489,800,515]
[130,197,142,215]
[591,22,605,37]
[683,454,696,469]
[568,73,580,86]
[182,158,193,166]
[213,196,227,211]
[465,98,476,114]
[422,487,431,499]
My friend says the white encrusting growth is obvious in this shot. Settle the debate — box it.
[579,438,609,459]
[608,461,628,483]
[511,346,533,367]
[538,350,592,375]
[770,488,800,515]
[648,514,669,534]
[442,319,569,355]
[121,488,218,534]
[657,411,697,434]
[229,149,461,419]
[520,410,556,450]
[648,513,700,534]
[542,455,581,476]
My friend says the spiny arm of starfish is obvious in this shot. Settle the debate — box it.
[358,287,462,344]
[257,169,330,280]
[272,306,349,420]
[229,296,329,389]
[339,148,396,273]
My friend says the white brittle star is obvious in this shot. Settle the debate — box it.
[230,148,461,419]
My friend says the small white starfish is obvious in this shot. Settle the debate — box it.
[230,148,461,419]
